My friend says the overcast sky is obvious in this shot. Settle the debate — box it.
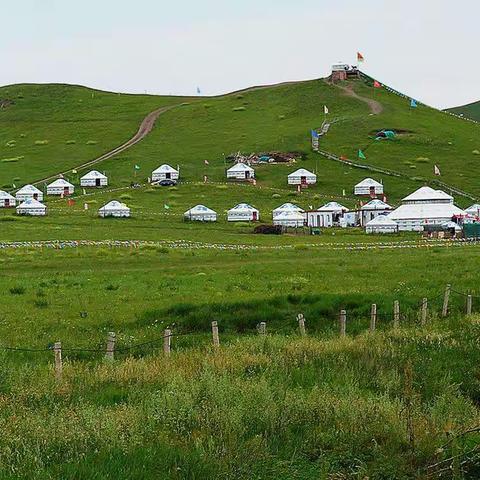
[2,0,478,108]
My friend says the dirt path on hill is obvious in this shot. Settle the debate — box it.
[335,82,384,115]
[31,104,177,187]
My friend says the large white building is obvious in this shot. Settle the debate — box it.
[226,163,255,181]
[360,199,392,226]
[16,185,43,202]
[152,164,179,182]
[81,170,108,187]
[306,202,348,228]
[227,203,259,222]
[287,168,316,186]
[387,186,465,231]
[47,179,75,196]
[354,178,384,196]
[0,190,16,208]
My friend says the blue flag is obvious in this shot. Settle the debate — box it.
[197,87,201,94]
[311,129,319,138]
[410,99,417,108]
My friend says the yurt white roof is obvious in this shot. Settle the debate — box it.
[0,190,15,200]
[47,179,74,188]
[227,163,254,172]
[355,177,382,188]
[288,168,315,177]
[317,201,348,212]
[152,164,178,174]
[275,211,305,222]
[17,199,46,210]
[17,184,42,194]
[81,170,107,180]
[99,200,129,211]
[184,204,216,215]
[388,203,465,221]
[366,215,398,227]
[402,186,453,203]
[273,203,303,212]
[361,199,392,210]
[228,203,257,212]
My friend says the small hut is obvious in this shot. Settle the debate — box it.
[465,204,480,217]
[98,200,131,218]
[365,215,398,234]
[81,170,108,187]
[227,203,259,222]
[273,211,305,228]
[0,190,16,208]
[152,164,179,182]
[226,163,255,181]
[16,185,43,202]
[354,178,384,196]
[184,205,217,222]
[272,203,304,219]
[360,199,392,226]
[288,168,316,186]
[16,199,47,216]
[47,179,75,196]
[306,202,348,227]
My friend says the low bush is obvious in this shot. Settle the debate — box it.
[253,224,282,235]
[233,106,246,112]
[34,140,49,145]
[9,286,26,295]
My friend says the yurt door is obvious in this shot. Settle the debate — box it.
[4,199,9,207]
[166,172,171,179]
[301,176,307,185]
[245,171,250,179]
[33,193,38,200]
[252,211,257,221]
[369,186,375,197]
[64,187,69,196]
[95,178,101,187]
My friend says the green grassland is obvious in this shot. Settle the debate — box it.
[448,100,480,122]
[1,77,480,478]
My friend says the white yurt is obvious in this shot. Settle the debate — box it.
[465,204,480,217]
[354,178,384,196]
[98,200,131,218]
[80,170,108,187]
[0,190,16,208]
[365,215,398,234]
[47,179,75,196]
[226,163,255,180]
[306,202,349,227]
[184,205,217,222]
[227,203,259,222]
[360,199,392,226]
[273,211,305,228]
[287,168,316,186]
[16,199,47,216]
[152,164,179,182]
[272,203,304,218]
[16,184,43,202]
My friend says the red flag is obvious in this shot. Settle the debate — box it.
[373,80,381,88]
[67,199,75,206]
[357,52,365,63]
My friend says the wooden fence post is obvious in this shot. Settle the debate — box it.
[370,304,377,332]
[211,321,220,348]
[297,314,306,336]
[466,295,473,315]
[442,284,451,317]
[105,332,116,360]
[393,300,400,328]
[163,329,171,356]
[339,310,346,337]
[53,341,62,380]
[420,298,428,326]
[258,322,266,335]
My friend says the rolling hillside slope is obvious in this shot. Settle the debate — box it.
[447,100,480,122]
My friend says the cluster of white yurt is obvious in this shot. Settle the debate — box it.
[227,203,259,222]
[81,170,108,187]
[184,205,217,222]
[0,190,16,208]
[46,179,75,196]
[152,164,179,182]
[98,200,130,218]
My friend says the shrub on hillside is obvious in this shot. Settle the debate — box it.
[253,224,282,235]
[9,286,26,295]
[66,140,76,145]
[86,140,98,145]
[233,107,246,112]
[34,140,49,145]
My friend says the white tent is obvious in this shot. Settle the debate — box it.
[387,186,465,231]
[226,163,255,180]
[80,170,108,187]
[16,199,47,216]
[152,164,179,182]
[365,215,398,234]
[47,179,75,196]
[16,184,43,202]
[354,178,384,196]
[360,199,392,226]
[273,211,305,228]
[306,202,348,227]
[98,200,131,218]
[272,203,304,218]
[287,168,316,186]
[184,204,217,222]
[227,203,259,222]
[465,204,480,217]
[0,190,16,208]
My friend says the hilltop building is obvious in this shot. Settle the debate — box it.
[227,203,259,222]
[184,205,217,222]
[152,164,179,182]
[354,178,384,196]
[98,201,130,218]
[226,163,255,181]
[47,179,75,196]
[287,168,316,186]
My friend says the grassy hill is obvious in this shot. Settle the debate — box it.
[447,100,480,122]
